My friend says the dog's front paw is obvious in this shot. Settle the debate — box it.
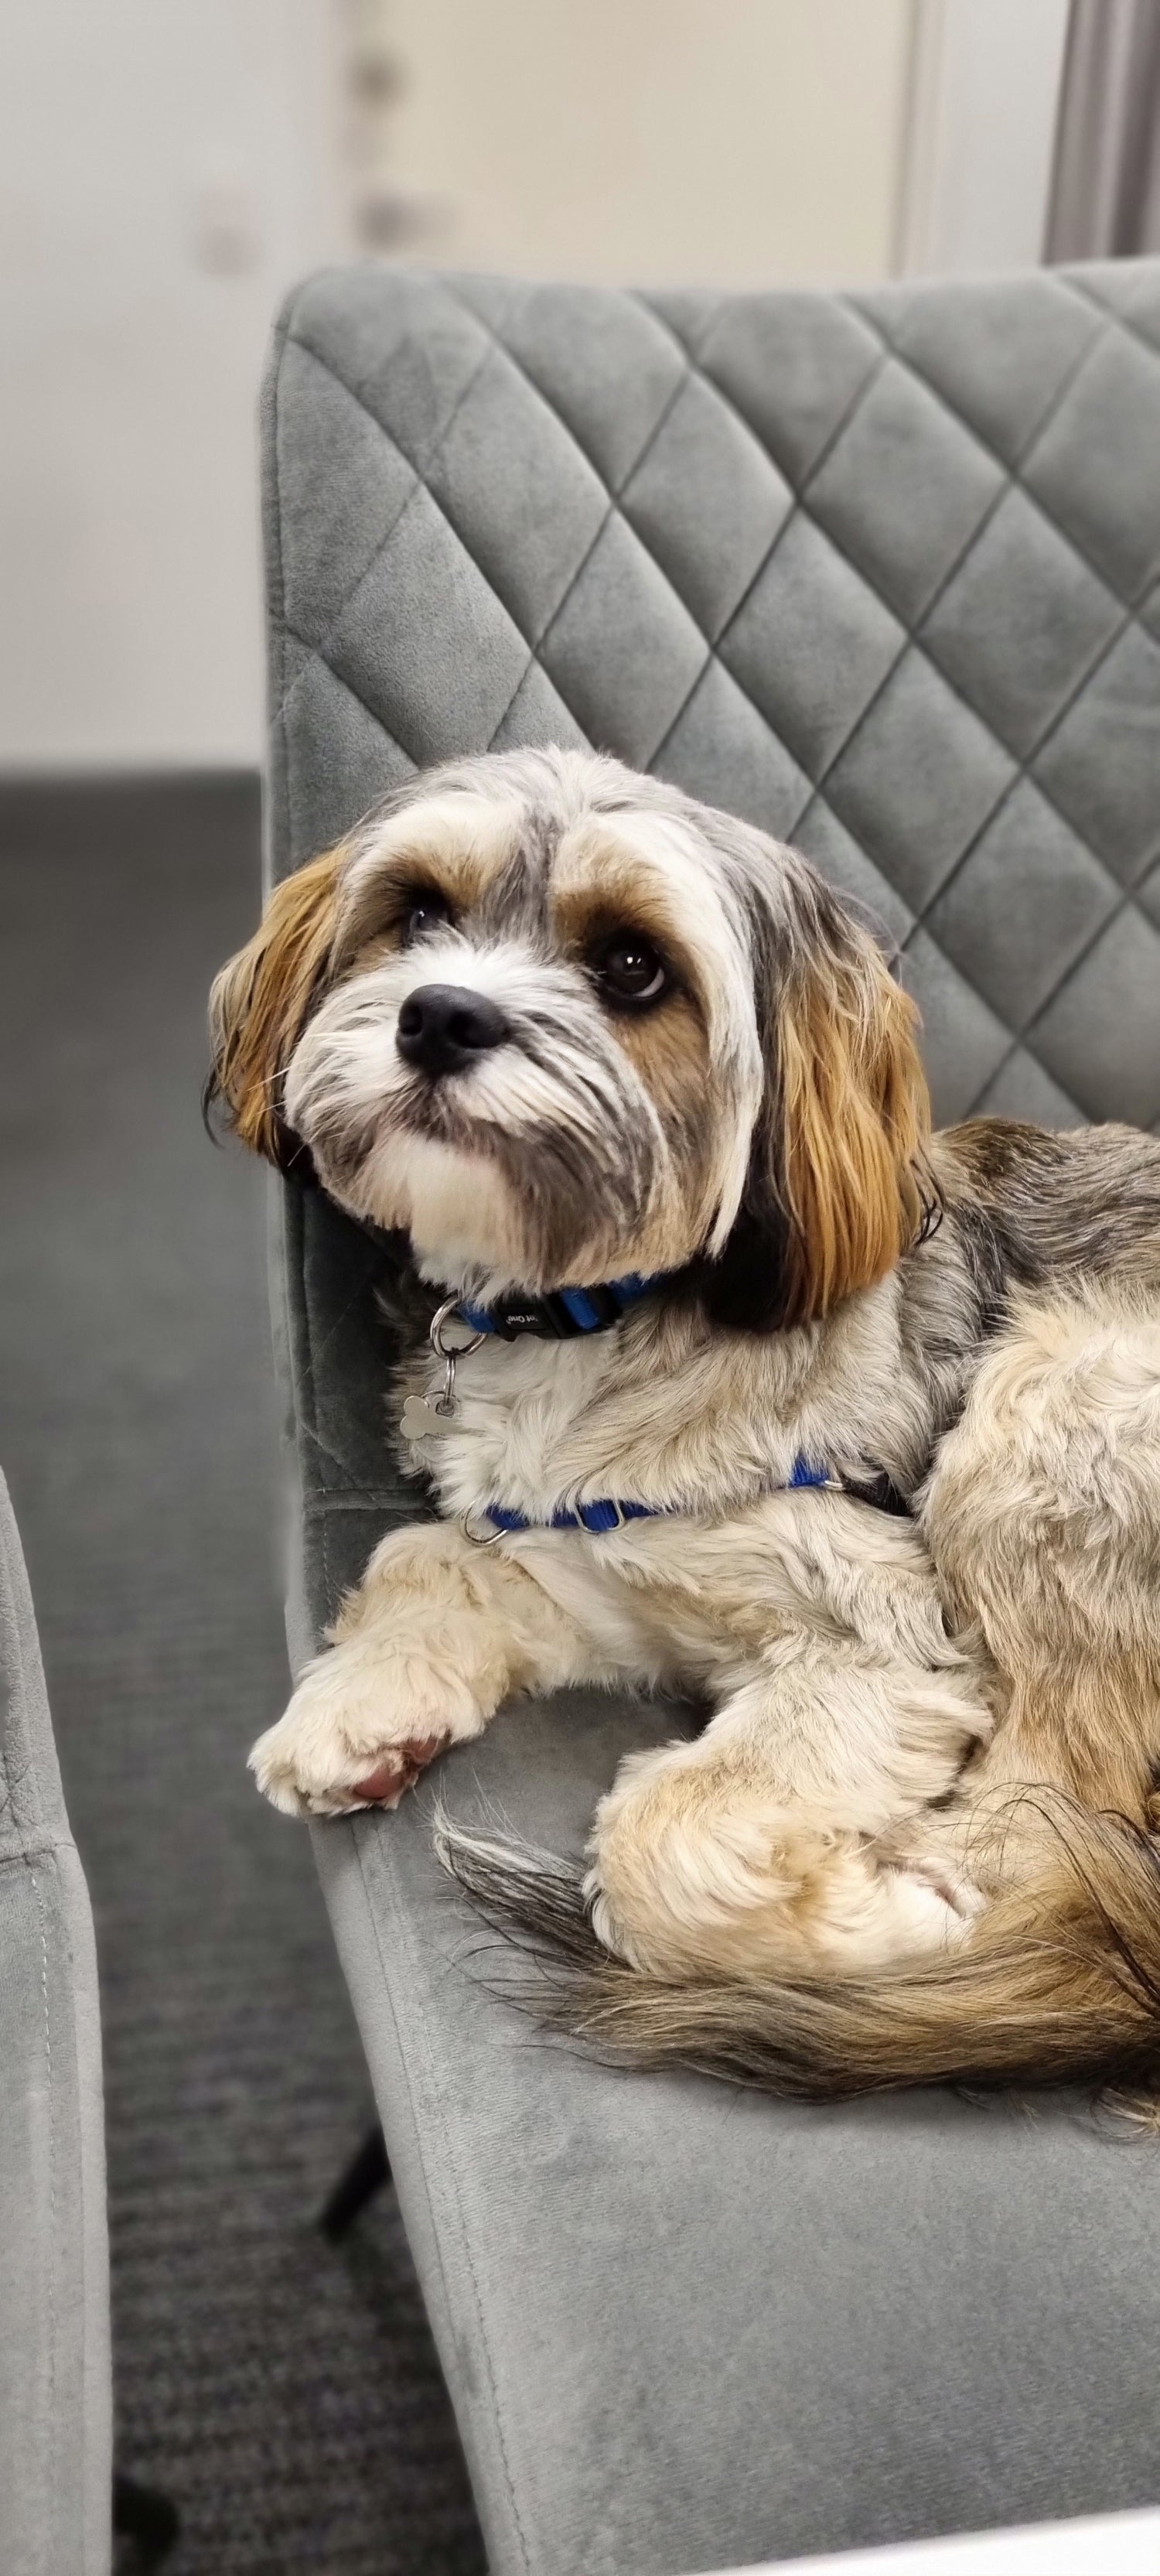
[249,1635,482,1819]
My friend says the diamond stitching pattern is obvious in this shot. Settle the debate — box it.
[270,260,1160,1131]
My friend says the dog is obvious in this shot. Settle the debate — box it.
[209,746,1160,2106]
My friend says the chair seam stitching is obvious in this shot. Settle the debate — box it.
[773,466,1134,924]
[472,323,899,775]
[976,880,1160,1120]
[28,1855,56,2557]
[660,309,1149,874]
[268,283,312,885]
[279,629,426,774]
[963,1032,1086,1119]
[899,596,1145,966]
[0,1833,78,1871]
[848,295,1159,613]
[644,293,889,498]
[428,282,710,751]
[281,337,424,642]
[645,344,899,777]
[1058,271,1160,368]
[479,357,701,753]
[281,332,497,680]
[642,367,1128,859]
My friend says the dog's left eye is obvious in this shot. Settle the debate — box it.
[591,932,670,1007]
[400,887,454,944]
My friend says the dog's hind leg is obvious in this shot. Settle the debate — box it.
[923,1288,1160,1886]
[585,1628,991,1980]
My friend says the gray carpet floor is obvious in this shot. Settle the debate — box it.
[0,777,487,2575]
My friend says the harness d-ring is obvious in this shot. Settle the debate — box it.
[459,1505,504,1548]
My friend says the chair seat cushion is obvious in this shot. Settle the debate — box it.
[312,1684,1160,2576]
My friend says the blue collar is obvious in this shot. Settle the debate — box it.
[478,1455,834,1539]
[455,1271,664,1341]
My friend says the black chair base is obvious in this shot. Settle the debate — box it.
[319,2120,391,2241]
[113,2470,179,2567]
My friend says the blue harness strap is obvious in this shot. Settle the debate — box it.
[481,1458,833,1536]
[483,1496,662,1536]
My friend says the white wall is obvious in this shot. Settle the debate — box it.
[0,0,343,770]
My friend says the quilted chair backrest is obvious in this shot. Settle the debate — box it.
[263,260,1160,1632]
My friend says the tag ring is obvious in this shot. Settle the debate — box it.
[431,1295,486,1361]
[460,1505,504,1548]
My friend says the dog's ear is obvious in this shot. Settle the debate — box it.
[705,871,931,1331]
[206,846,344,1172]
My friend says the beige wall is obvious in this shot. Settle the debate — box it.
[374,0,916,289]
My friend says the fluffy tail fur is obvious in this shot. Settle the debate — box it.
[434,1794,1160,2105]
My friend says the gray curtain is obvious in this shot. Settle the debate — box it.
[1046,0,1160,258]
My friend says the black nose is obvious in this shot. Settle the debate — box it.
[396,982,510,1078]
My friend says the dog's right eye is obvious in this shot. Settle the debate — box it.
[400,887,454,945]
[589,930,670,1008]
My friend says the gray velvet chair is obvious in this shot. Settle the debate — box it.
[262,257,1160,2574]
[0,1471,112,2576]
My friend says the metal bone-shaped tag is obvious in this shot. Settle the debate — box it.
[400,1392,455,1443]
[401,1297,487,1446]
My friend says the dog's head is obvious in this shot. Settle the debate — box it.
[207,748,930,1327]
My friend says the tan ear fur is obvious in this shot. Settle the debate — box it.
[776,938,930,1324]
[207,846,344,1165]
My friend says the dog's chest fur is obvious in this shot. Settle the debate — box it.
[395,1270,940,1527]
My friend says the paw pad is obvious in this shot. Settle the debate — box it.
[350,1734,449,1808]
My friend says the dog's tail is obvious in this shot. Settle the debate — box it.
[434,1794,1160,2106]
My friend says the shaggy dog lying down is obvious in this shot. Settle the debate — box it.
[209,747,1160,2106]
